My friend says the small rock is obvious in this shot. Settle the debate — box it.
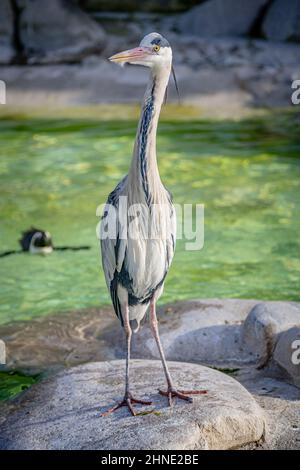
[241,302,300,367]
[0,360,265,450]
[273,327,300,388]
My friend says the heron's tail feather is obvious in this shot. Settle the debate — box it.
[132,319,141,333]
[129,303,149,331]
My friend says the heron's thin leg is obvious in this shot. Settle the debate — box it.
[149,300,174,390]
[150,300,207,407]
[101,302,152,417]
[123,303,132,397]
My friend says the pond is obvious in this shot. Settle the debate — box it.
[0,107,300,327]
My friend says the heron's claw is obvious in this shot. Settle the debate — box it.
[159,388,207,406]
[101,393,152,417]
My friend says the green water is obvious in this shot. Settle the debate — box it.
[0,109,300,326]
[0,371,40,401]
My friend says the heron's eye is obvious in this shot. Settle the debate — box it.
[153,45,160,53]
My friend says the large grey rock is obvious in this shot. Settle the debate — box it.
[2,299,300,375]
[241,302,300,368]
[17,0,106,63]
[178,0,268,37]
[128,299,258,365]
[0,360,265,450]
[273,327,300,388]
[262,0,300,42]
[121,299,299,369]
[0,0,15,64]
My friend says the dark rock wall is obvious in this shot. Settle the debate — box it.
[262,0,300,41]
[0,0,15,63]
[177,0,270,37]
[16,0,106,64]
[0,0,299,65]
[79,0,202,13]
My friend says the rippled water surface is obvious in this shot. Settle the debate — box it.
[0,108,300,325]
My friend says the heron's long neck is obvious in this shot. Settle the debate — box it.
[128,65,171,204]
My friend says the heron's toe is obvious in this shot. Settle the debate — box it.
[101,393,152,417]
[158,388,207,406]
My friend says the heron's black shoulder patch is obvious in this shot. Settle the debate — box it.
[151,37,170,47]
[107,175,128,207]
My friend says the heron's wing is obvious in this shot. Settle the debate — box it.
[100,176,128,323]
[166,203,176,268]
[122,196,176,303]
[164,188,176,270]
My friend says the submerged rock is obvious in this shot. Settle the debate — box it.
[0,306,116,372]
[0,360,265,450]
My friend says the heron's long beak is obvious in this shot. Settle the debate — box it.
[109,47,151,64]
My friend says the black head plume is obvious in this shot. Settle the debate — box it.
[172,66,180,103]
[164,66,180,105]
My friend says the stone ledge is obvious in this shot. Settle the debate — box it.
[0,360,265,450]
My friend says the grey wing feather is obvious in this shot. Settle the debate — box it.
[100,176,128,323]
[168,204,176,266]
[165,189,176,270]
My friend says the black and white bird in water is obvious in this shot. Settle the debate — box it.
[20,228,54,254]
[0,228,90,258]
[100,33,206,416]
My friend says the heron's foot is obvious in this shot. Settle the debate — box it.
[101,393,152,417]
[158,387,207,406]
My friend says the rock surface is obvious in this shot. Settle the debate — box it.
[237,367,300,450]
[262,0,300,42]
[0,360,265,450]
[178,0,268,37]
[128,299,257,365]
[17,0,106,64]
[2,299,300,377]
[110,300,300,373]
[0,300,299,450]
[241,302,300,368]
[0,0,15,64]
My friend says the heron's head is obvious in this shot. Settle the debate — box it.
[109,32,172,71]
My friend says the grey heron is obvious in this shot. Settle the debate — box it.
[100,32,206,416]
